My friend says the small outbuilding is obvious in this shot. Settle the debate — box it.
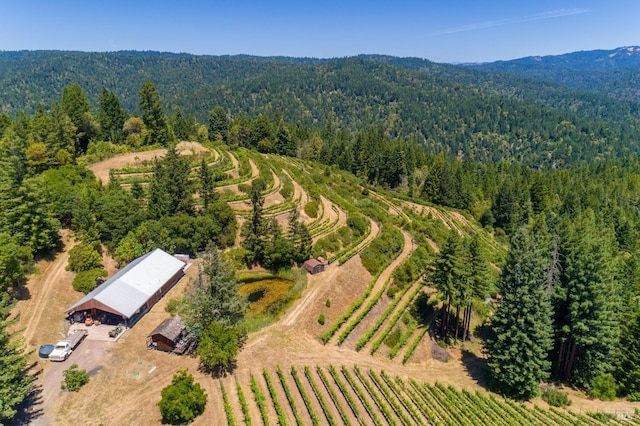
[147,315,188,353]
[304,256,329,274]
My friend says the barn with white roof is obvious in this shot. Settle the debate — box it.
[65,248,186,327]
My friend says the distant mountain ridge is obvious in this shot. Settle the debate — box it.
[467,46,640,102]
[1,49,640,167]
[472,46,640,71]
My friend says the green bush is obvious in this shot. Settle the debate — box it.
[165,299,181,316]
[196,322,240,373]
[541,386,571,407]
[347,214,368,237]
[318,313,325,325]
[67,242,102,273]
[325,299,331,308]
[72,268,108,294]
[158,370,207,424]
[304,200,319,218]
[588,374,618,401]
[384,327,402,348]
[61,364,89,392]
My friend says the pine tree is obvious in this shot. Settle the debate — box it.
[553,212,620,387]
[138,81,173,146]
[97,87,127,144]
[0,292,34,422]
[241,178,267,266]
[207,106,229,143]
[147,145,194,219]
[485,223,554,400]
[431,230,470,340]
[60,83,96,153]
[182,246,247,330]
[199,157,217,209]
[461,234,492,341]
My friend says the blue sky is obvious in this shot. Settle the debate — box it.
[0,1,638,63]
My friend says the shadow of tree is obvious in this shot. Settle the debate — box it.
[7,372,44,426]
[461,349,489,389]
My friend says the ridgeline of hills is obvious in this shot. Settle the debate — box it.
[2,48,640,166]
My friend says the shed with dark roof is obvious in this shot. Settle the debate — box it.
[147,315,187,352]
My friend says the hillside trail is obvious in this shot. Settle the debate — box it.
[327,228,414,346]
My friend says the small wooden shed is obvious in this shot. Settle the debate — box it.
[147,315,186,352]
[304,257,329,274]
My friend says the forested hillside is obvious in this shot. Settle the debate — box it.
[2,51,640,167]
[3,48,640,422]
[470,46,640,102]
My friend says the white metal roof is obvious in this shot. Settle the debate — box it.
[66,248,185,319]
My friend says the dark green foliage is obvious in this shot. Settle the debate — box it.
[60,83,96,153]
[199,157,217,209]
[182,245,247,331]
[61,363,89,392]
[208,106,229,142]
[0,293,33,422]
[553,212,620,387]
[138,80,173,146]
[196,322,240,373]
[318,313,325,325]
[485,224,554,400]
[67,242,102,273]
[93,186,145,249]
[541,387,571,407]
[304,200,319,218]
[147,145,194,219]
[158,370,207,424]
[359,225,403,275]
[72,268,107,294]
[98,87,127,144]
[0,233,30,291]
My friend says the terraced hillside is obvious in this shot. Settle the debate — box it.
[20,142,640,425]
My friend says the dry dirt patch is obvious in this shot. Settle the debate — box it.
[88,141,208,183]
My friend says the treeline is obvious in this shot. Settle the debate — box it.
[2,51,640,166]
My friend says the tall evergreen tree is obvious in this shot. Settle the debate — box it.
[182,245,247,330]
[430,230,470,339]
[553,212,620,387]
[97,87,127,144]
[0,292,34,422]
[241,178,267,266]
[138,81,173,146]
[60,83,97,153]
[485,223,554,400]
[147,145,194,219]
[207,106,229,143]
[198,157,217,209]
[461,234,492,341]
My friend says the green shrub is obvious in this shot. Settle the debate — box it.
[61,364,89,392]
[588,374,618,401]
[67,242,102,273]
[238,183,251,193]
[347,214,368,237]
[627,391,640,402]
[72,268,107,294]
[165,299,181,316]
[158,370,207,424]
[318,313,325,325]
[325,299,331,308]
[304,200,319,218]
[384,327,402,348]
[541,386,571,407]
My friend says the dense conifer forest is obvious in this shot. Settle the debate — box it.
[2,48,640,422]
